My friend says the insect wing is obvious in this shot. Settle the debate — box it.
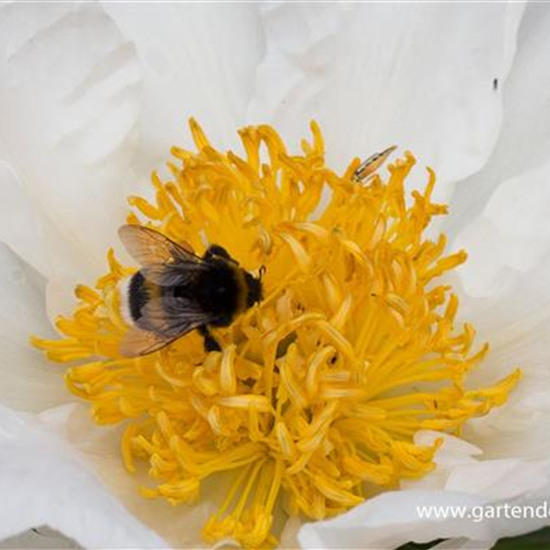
[118,225,199,266]
[353,145,397,182]
[120,296,214,357]
[138,297,212,334]
[140,262,205,287]
[119,327,177,357]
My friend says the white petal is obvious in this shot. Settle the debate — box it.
[0,526,78,550]
[401,432,482,491]
[432,539,494,550]
[299,459,550,549]
[0,404,167,549]
[449,257,550,463]
[0,161,98,283]
[0,2,141,269]
[449,2,550,236]
[279,516,302,549]
[0,243,70,413]
[454,157,550,299]
[444,459,549,500]
[248,3,524,202]
[102,2,264,175]
[298,490,493,549]
[451,171,550,458]
[38,403,225,549]
[448,156,550,489]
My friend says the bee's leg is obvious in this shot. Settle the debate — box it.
[199,325,221,352]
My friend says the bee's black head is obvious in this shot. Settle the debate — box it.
[245,270,263,308]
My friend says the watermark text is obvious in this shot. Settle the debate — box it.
[417,502,550,523]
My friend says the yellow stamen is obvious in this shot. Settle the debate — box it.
[33,121,520,548]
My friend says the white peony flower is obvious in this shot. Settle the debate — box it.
[0,2,549,549]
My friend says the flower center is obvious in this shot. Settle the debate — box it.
[33,120,520,549]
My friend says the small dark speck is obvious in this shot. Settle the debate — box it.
[493,78,498,91]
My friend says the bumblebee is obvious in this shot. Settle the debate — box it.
[118,225,263,357]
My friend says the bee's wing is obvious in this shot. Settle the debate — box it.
[118,225,199,266]
[139,262,205,287]
[119,296,215,357]
[119,327,179,357]
[139,297,213,334]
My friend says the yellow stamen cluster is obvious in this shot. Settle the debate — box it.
[33,121,520,548]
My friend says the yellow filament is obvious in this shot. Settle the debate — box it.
[32,120,520,548]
